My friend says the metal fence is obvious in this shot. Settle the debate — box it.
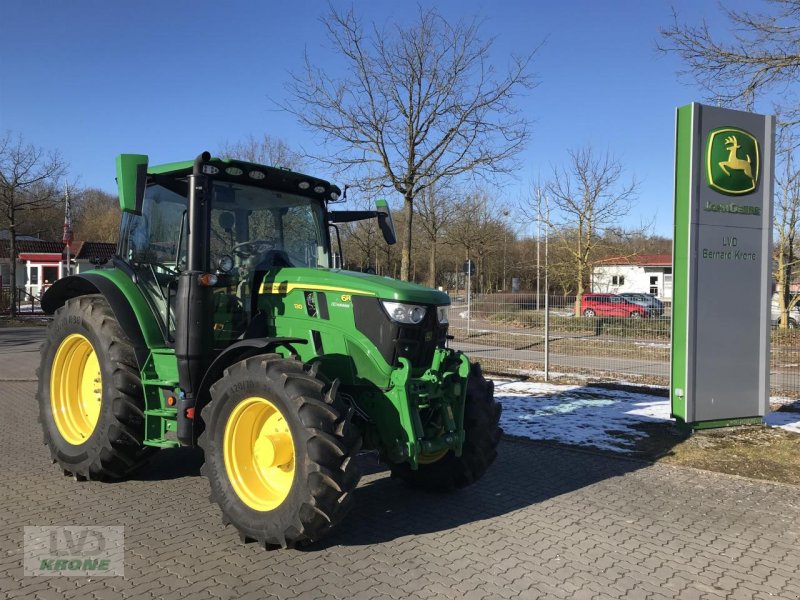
[447,292,800,396]
[0,287,44,316]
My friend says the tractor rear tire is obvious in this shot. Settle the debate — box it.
[391,362,502,492]
[199,355,361,548]
[37,294,154,481]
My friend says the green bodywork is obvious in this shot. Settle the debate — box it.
[257,267,467,465]
[78,269,181,448]
[97,155,470,465]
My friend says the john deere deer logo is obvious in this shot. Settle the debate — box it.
[706,127,760,195]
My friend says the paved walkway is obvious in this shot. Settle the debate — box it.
[2,327,800,599]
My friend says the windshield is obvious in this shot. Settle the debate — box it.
[210,182,330,271]
[119,181,331,345]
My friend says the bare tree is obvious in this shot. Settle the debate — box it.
[774,134,800,327]
[218,134,305,171]
[283,6,536,281]
[546,147,638,314]
[445,191,504,294]
[0,132,66,316]
[415,184,459,287]
[659,0,800,116]
[73,188,120,243]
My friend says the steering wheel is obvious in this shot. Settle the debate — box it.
[232,239,275,258]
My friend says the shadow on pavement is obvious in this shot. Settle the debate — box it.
[308,439,658,549]
[131,447,205,480]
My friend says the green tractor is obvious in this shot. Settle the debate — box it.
[38,152,502,547]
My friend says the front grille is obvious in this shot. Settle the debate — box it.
[353,297,448,368]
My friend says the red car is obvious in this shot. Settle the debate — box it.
[580,293,649,318]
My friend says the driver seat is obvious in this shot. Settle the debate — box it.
[257,249,293,269]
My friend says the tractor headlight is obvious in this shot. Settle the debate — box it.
[436,306,449,324]
[381,301,427,325]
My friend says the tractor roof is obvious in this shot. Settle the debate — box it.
[148,157,341,202]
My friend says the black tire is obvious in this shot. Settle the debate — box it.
[391,362,502,492]
[37,294,154,481]
[199,355,361,548]
[583,309,596,317]
[629,311,642,319]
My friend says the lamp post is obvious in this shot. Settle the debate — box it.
[536,188,542,311]
[501,210,510,291]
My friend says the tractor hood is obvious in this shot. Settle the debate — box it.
[258,268,451,306]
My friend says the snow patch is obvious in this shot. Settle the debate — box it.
[493,379,800,451]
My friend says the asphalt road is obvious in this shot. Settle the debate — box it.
[2,326,800,598]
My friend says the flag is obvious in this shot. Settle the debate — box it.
[62,185,73,249]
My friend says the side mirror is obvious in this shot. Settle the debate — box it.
[116,154,148,215]
[375,199,396,245]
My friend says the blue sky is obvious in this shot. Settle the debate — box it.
[0,1,748,237]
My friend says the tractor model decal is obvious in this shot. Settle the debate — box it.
[259,282,376,296]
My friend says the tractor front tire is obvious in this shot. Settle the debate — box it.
[391,363,502,492]
[199,355,361,548]
[37,294,154,481]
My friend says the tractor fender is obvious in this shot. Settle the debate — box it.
[41,272,164,367]
[194,337,308,415]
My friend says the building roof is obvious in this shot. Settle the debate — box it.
[0,240,64,259]
[594,254,672,267]
[0,240,116,261]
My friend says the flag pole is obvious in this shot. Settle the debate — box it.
[62,185,73,278]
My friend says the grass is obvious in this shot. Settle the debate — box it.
[631,417,800,486]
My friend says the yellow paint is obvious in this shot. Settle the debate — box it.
[340,294,351,302]
[259,282,375,296]
[293,303,304,310]
[417,448,448,464]
[50,334,102,445]
[223,396,295,511]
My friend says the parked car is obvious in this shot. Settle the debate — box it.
[771,294,799,328]
[620,292,664,317]
[580,293,650,318]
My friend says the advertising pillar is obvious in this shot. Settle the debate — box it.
[671,103,774,428]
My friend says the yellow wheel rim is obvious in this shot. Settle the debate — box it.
[50,333,103,446]
[418,448,449,465]
[223,396,295,511]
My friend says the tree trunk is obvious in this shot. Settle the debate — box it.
[574,262,584,316]
[428,240,437,288]
[8,225,16,318]
[400,193,413,281]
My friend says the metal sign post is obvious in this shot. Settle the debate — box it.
[463,259,475,337]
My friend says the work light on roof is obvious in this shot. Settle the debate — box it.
[225,167,243,176]
[249,170,265,180]
[202,165,219,175]
[330,192,339,201]
[313,185,325,194]
[298,181,310,190]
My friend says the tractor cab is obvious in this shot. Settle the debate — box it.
[116,155,345,347]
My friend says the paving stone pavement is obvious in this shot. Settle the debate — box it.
[2,379,800,600]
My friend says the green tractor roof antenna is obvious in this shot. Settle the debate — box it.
[37,151,501,548]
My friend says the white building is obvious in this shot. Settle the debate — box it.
[1,240,116,298]
[591,254,673,300]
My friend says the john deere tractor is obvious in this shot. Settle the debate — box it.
[38,152,501,547]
